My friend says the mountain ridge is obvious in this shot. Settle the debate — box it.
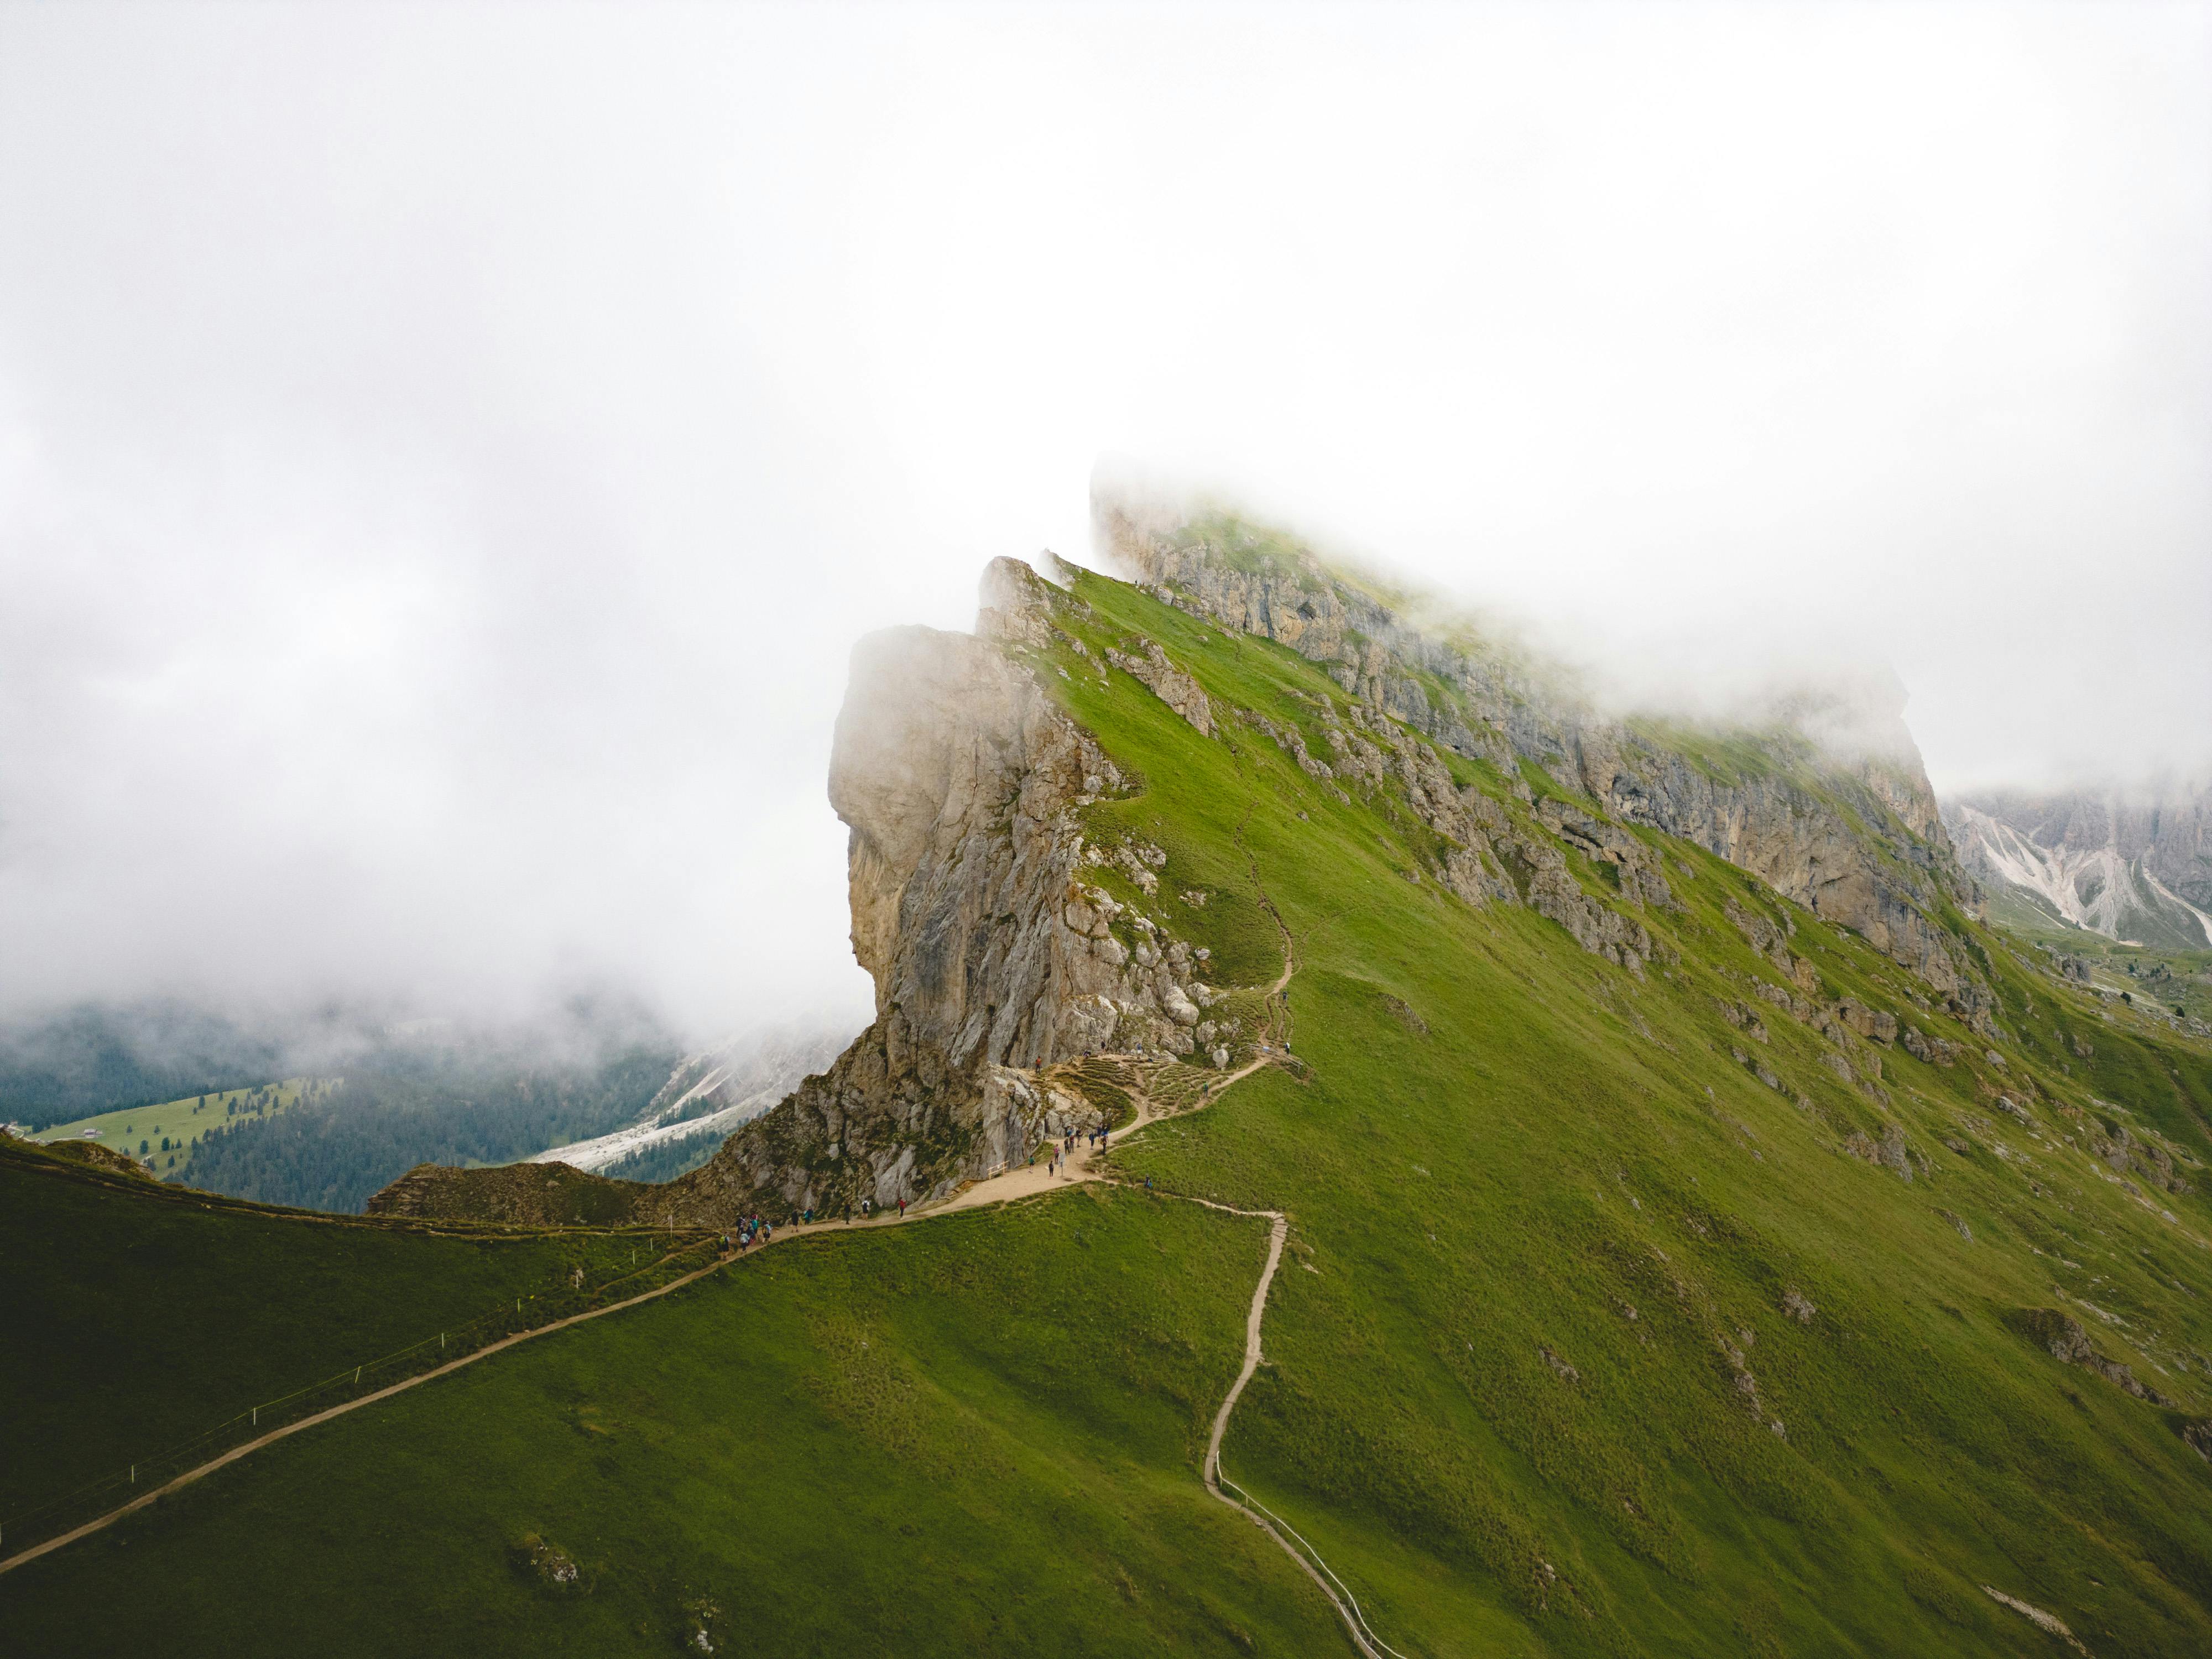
[375,502,2010,1228]
[13,494,2212,1657]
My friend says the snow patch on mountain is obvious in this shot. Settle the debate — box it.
[530,1023,850,1175]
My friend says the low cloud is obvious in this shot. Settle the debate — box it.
[2,3,2204,1030]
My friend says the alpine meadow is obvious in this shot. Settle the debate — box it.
[6,494,2210,1658]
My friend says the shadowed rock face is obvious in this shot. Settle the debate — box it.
[830,621,1084,1056]
[375,561,1219,1227]
[675,579,1232,1219]
[1096,493,1988,1028]
[374,513,1999,1230]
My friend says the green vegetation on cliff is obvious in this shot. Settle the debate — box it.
[5,552,2210,1656]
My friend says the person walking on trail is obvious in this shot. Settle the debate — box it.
[896,1196,906,1218]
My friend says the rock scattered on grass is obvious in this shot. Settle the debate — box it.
[1380,993,1428,1034]
[2016,1308,2178,1407]
[514,1533,581,1590]
[1981,1586,2088,1655]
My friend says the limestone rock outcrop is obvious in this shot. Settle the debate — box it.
[1947,785,2212,949]
[2087,1116,2193,1197]
[670,575,1237,1218]
[1099,490,1989,1024]
[375,559,1232,1227]
[1105,639,1214,735]
[2017,1308,2178,1407]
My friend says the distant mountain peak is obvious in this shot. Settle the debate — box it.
[1944,786,2212,950]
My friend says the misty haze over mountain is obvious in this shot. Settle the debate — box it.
[2,3,2206,1044]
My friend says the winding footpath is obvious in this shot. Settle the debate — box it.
[0,1245,725,1577]
[1188,1197,1404,1659]
[4,894,1402,1656]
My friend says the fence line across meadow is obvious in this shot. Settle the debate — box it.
[0,1230,722,1565]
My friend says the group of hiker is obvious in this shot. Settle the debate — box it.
[720,1214,775,1255]
[1042,1119,1112,1178]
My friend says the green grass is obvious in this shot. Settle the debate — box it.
[0,1144,668,1520]
[1,1178,1347,1656]
[7,560,2212,1655]
[1980,899,2212,1030]
[1051,567,2212,1656]
[26,1077,330,1180]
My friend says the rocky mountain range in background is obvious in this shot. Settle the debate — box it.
[1945,785,2212,950]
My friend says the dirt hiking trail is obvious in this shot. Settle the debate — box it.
[6,884,1401,1656]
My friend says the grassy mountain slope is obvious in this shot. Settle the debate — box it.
[25,1077,328,1181]
[0,1141,662,1520]
[1,1161,1343,1656]
[1051,565,2212,1655]
[0,1003,290,1131]
[5,556,2211,1655]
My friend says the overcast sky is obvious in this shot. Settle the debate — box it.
[2,2,2207,1035]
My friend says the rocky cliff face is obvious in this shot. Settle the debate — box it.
[372,510,2006,1229]
[374,561,1230,1228]
[1095,492,1990,1025]
[666,578,1239,1217]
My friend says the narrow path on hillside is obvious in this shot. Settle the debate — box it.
[0,1042,1272,1582]
[7,841,1400,1656]
[0,1243,724,1577]
[1183,1196,1404,1659]
[1026,828,1402,1658]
